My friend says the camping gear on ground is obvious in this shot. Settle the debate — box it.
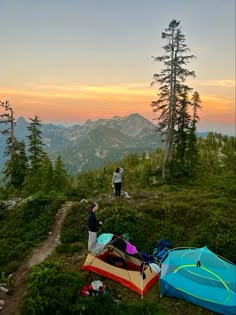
[81,234,160,297]
[97,233,113,245]
[153,238,173,262]
[160,246,236,315]
[80,280,107,296]
[90,233,114,255]
[140,252,154,264]
[149,263,161,274]
[126,241,138,254]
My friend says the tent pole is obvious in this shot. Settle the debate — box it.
[140,263,145,299]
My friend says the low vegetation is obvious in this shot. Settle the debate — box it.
[0,193,65,273]
[0,133,235,314]
[21,262,162,315]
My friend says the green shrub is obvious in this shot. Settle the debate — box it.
[60,203,88,244]
[21,262,82,315]
[0,193,64,272]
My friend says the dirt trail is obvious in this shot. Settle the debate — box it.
[0,201,73,315]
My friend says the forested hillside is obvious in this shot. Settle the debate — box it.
[0,113,161,174]
[0,132,235,315]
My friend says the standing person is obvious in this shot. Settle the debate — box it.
[88,203,103,253]
[111,166,124,196]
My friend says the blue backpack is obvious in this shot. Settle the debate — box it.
[140,252,154,264]
[153,238,173,261]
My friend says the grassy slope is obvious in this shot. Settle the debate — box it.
[54,170,235,315]
[3,134,235,314]
[2,175,235,314]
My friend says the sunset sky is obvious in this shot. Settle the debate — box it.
[0,0,235,135]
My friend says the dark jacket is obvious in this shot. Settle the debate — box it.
[88,211,101,232]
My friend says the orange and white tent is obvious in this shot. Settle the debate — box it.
[81,235,159,297]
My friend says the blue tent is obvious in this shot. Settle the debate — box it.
[160,246,236,315]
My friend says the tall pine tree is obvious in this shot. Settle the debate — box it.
[175,85,192,164]
[27,116,45,170]
[151,20,195,179]
[24,116,45,194]
[186,91,202,175]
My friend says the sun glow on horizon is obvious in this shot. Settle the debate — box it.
[0,80,235,134]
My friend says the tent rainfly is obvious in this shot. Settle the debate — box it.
[160,246,236,315]
[81,234,159,297]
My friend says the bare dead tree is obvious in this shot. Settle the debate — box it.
[0,100,16,154]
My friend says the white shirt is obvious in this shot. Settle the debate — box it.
[112,167,123,184]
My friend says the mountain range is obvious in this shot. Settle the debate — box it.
[0,113,162,175]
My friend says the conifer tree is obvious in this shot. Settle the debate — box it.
[151,20,195,178]
[27,116,45,170]
[0,101,28,190]
[54,155,69,192]
[0,100,10,129]
[0,101,16,154]
[3,140,28,190]
[23,116,45,194]
[222,136,236,174]
[186,91,202,175]
[38,154,54,192]
[175,85,192,164]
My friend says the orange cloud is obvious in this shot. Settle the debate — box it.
[0,83,152,104]
[0,83,234,128]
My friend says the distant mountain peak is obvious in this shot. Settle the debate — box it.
[128,113,143,118]
[112,115,121,120]
[0,113,161,175]
[17,116,27,123]
[84,119,92,125]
